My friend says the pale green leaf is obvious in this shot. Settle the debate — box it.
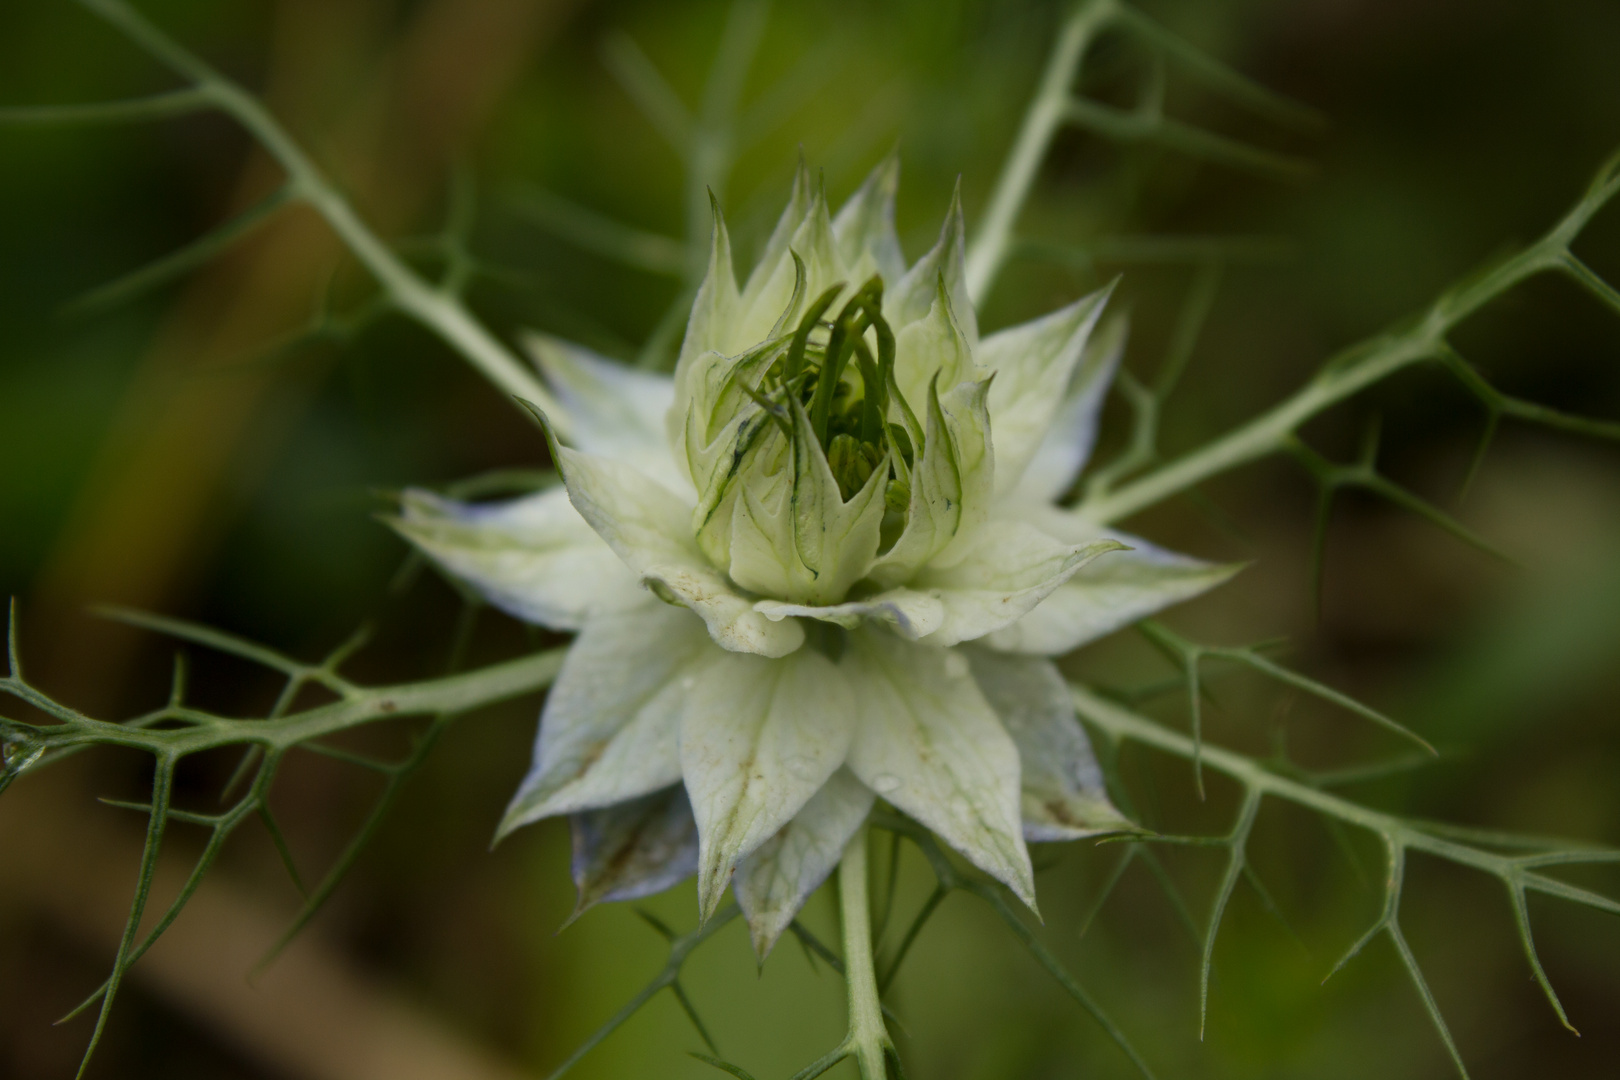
[787,398,888,603]
[675,196,740,383]
[887,181,976,345]
[733,171,842,352]
[867,377,992,587]
[890,277,977,430]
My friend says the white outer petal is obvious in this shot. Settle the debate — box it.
[682,645,857,922]
[909,520,1126,646]
[568,786,700,914]
[988,298,1122,502]
[964,647,1131,841]
[843,630,1035,910]
[734,768,874,959]
[754,589,945,640]
[393,486,642,631]
[523,332,687,492]
[985,505,1241,655]
[498,601,714,836]
[552,441,804,658]
[1011,312,1127,504]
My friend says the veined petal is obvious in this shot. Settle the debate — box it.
[735,176,842,351]
[568,785,700,919]
[982,282,1115,499]
[868,376,993,587]
[843,630,1035,910]
[1007,312,1128,505]
[391,487,642,631]
[832,152,905,285]
[891,276,976,428]
[737,158,814,324]
[888,181,976,345]
[734,768,874,959]
[723,400,888,606]
[682,645,857,922]
[909,520,1125,646]
[675,194,740,386]
[681,338,792,572]
[548,430,804,657]
[523,332,684,490]
[725,431,813,600]
[498,601,712,837]
[754,588,945,640]
[986,509,1241,655]
[963,648,1132,841]
[788,398,888,604]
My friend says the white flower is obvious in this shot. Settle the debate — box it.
[392,157,1239,957]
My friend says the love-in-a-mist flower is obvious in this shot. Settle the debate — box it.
[393,157,1238,957]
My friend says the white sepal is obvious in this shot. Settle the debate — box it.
[682,645,857,923]
[551,436,804,657]
[568,785,700,918]
[868,376,993,587]
[522,332,681,490]
[986,509,1240,655]
[909,520,1126,646]
[754,588,945,640]
[886,181,976,346]
[963,648,1132,841]
[498,601,712,838]
[1007,312,1127,505]
[734,767,874,959]
[843,630,1036,911]
[832,153,905,287]
[391,486,641,632]
[981,282,1115,498]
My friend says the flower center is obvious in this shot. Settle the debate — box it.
[741,273,918,508]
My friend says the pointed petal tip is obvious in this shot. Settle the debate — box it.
[514,395,562,451]
[697,872,730,927]
[557,899,589,933]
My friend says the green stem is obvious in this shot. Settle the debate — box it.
[13,647,566,761]
[1076,235,1577,526]
[965,0,1116,306]
[76,0,564,428]
[839,823,892,1080]
[1069,682,1612,883]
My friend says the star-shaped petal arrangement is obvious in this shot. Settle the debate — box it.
[390,155,1241,958]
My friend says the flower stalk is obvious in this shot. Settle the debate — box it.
[838,822,894,1080]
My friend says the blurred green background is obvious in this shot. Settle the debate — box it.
[1,0,1618,1077]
